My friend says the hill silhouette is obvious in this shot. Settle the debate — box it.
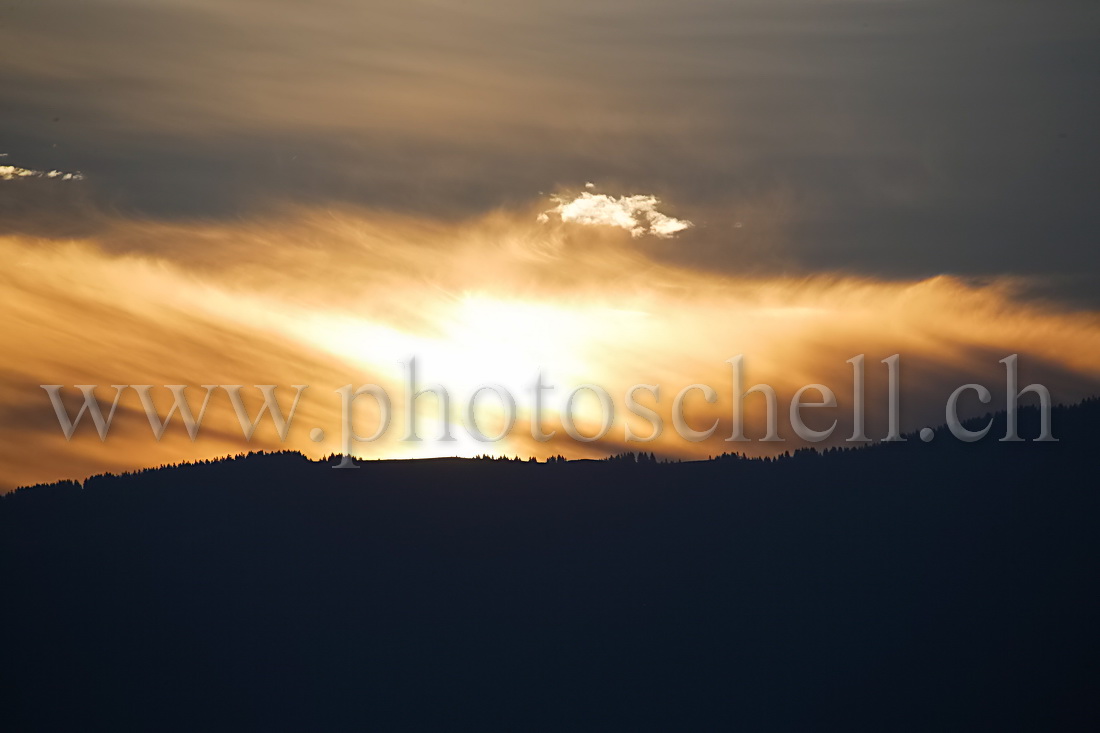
[3,400,1099,731]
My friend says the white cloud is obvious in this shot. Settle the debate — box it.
[0,156,83,182]
[537,191,692,238]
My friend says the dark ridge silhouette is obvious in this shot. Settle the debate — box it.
[3,400,1099,731]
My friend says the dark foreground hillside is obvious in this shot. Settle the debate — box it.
[3,401,1100,731]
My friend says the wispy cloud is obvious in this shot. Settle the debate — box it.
[538,191,693,238]
[4,202,1100,489]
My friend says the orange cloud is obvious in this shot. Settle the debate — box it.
[2,203,1098,490]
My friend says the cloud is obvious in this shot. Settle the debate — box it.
[0,156,83,182]
[1,1,1097,303]
[538,192,693,238]
[5,203,1100,489]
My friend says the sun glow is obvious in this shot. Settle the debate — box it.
[3,204,1100,489]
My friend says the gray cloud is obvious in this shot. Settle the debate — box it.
[0,0,1097,300]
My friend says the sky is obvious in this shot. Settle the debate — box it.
[2,0,1099,489]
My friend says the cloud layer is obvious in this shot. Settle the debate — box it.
[1,1,1098,487]
[3,203,1099,490]
[1,1,1096,301]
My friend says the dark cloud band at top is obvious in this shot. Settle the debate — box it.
[0,0,1097,301]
